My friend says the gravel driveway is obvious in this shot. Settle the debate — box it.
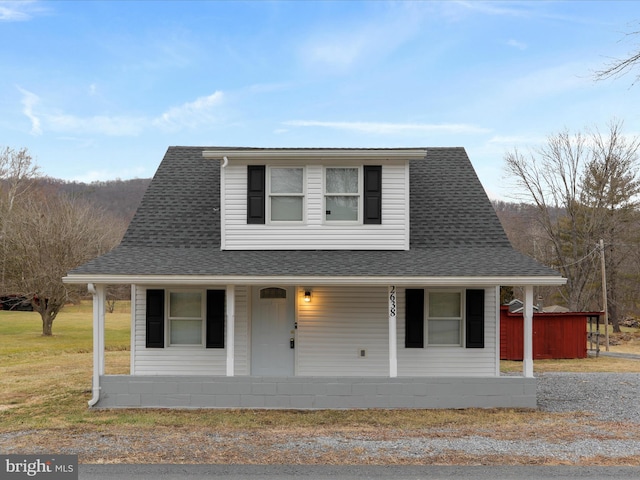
[537,372,640,422]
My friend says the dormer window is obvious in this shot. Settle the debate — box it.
[245,163,382,227]
[324,166,382,224]
[325,167,359,222]
[269,167,304,222]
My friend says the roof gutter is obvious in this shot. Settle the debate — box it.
[64,274,566,287]
[202,148,428,162]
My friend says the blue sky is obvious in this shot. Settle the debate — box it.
[1,1,639,199]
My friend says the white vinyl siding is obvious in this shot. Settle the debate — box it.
[296,286,390,376]
[131,285,249,376]
[131,284,498,378]
[397,287,498,377]
[222,161,409,250]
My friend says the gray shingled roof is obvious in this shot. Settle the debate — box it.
[68,146,561,279]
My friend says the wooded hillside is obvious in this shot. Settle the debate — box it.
[37,177,151,223]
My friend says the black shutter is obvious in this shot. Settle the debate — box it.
[146,289,164,348]
[206,289,226,348]
[405,288,424,348]
[247,165,265,224]
[363,165,382,224]
[466,289,485,348]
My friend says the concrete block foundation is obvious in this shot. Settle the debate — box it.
[94,375,537,409]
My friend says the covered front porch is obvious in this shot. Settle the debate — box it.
[85,282,543,409]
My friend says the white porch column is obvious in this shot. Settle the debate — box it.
[388,286,398,378]
[523,285,534,378]
[226,285,235,377]
[88,283,106,406]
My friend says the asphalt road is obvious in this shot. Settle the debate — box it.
[79,464,640,479]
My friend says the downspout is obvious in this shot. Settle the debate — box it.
[221,156,229,168]
[87,283,103,407]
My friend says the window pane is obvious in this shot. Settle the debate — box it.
[326,168,358,193]
[428,319,460,345]
[171,319,202,344]
[271,196,303,221]
[260,288,287,299]
[170,292,202,318]
[326,196,358,221]
[271,168,303,194]
[429,292,461,317]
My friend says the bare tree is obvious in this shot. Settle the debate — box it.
[504,120,640,331]
[581,122,640,331]
[0,147,40,289]
[594,23,640,85]
[504,129,598,311]
[1,183,125,335]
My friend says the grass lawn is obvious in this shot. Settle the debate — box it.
[1,301,640,465]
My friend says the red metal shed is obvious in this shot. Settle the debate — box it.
[500,306,595,360]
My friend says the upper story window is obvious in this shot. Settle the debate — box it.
[269,167,304,222]
[246,164,382,225]
[325,167,359,222]
[324,166,382,224]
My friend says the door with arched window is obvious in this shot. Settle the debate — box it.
[251,287,295,376]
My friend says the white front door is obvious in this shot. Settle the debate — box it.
[251,287,295,376]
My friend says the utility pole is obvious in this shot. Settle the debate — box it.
[600,239,610,351]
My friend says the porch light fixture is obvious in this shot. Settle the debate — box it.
[304,290,312,303]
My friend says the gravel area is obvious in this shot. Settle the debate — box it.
[537,372,640,422]
[274,373,640,463]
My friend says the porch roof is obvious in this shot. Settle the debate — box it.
[64,245,564,286]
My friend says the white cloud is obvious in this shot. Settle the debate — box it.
[17,88,225,136]
[0,1,47,21]
[452,1,534,18]
[488,134,545,146]
[46,113,146,136]
[284,120,491,135]
[299,4,427,72]
[18,87,42,135]
[507,39,528,50]
[304,36,368,70]
[507,61,592,100]
[153,91,224,131]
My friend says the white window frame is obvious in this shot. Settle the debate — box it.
[323,166,363,224]
[167,289,205,347]
[426,290,464,347]
[266,166,306,224]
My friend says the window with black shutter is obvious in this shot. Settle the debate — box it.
[146,289,165,348]
[405,288,424,348]
[465,289,485,348]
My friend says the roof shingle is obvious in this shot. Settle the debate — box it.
[69,146,561,279]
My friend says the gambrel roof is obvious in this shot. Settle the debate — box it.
[66,147,563,284]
